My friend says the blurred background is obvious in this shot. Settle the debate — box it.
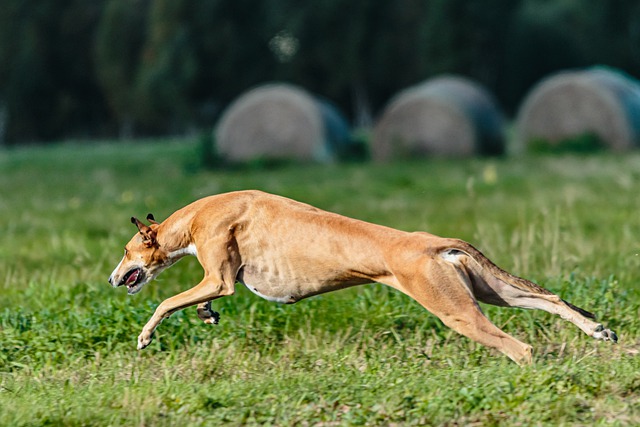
[1,0,639,153]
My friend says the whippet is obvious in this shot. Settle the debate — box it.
[108,190,617,364]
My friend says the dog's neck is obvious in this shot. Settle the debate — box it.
[155,218,197,261]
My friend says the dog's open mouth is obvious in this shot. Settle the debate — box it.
[120,268,145,294]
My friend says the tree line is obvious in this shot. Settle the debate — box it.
[1,0,639,144]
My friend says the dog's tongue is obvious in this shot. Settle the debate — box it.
[125,270,139,286]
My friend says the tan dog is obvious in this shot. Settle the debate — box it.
[108,190,617,364]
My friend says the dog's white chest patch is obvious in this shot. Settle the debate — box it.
[169,244,198,259]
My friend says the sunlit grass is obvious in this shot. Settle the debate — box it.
[0,140,639,425]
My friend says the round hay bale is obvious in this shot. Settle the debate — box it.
[515,67,640,152]
[215,83,350,163]
[372,75,505,161]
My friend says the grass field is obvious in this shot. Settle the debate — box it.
[0,139,639,426]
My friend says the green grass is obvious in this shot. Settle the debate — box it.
[1,139,639,426]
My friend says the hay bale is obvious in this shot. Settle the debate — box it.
[372,75,505,161]
[215,83,350,163]
[515,67,640,152]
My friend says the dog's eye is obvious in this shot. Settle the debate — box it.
[124,248,129,256]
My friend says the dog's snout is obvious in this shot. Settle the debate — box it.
[108,275,118,287]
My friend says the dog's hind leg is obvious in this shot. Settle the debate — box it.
[442,246,618,343]
[395,260,534,365]
[470,272,618,342]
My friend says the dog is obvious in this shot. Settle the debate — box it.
[108,190,617,364]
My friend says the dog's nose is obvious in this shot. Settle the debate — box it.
[108,276,113,285]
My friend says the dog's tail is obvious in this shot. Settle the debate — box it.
[438,239,597,320]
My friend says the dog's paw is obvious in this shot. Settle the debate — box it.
[197,302,220,325]
[203,312,220,325]
[593,324,618,343]
[137,330,154,350]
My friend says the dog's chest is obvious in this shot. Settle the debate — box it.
[235,261,359,304]
[236,263,309,303]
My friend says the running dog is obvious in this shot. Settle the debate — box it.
[108,190,617,364]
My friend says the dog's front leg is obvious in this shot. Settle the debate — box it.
[137,277,235,349]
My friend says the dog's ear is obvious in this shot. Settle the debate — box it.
[146,213,160,225]
[131,216,157,248]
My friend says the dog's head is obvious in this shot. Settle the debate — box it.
[109,214,168,295]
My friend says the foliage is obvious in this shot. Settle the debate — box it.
[528,133,606,154]
[0,140,639,425]
[1,1,640,143]
[94,0,149,138]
